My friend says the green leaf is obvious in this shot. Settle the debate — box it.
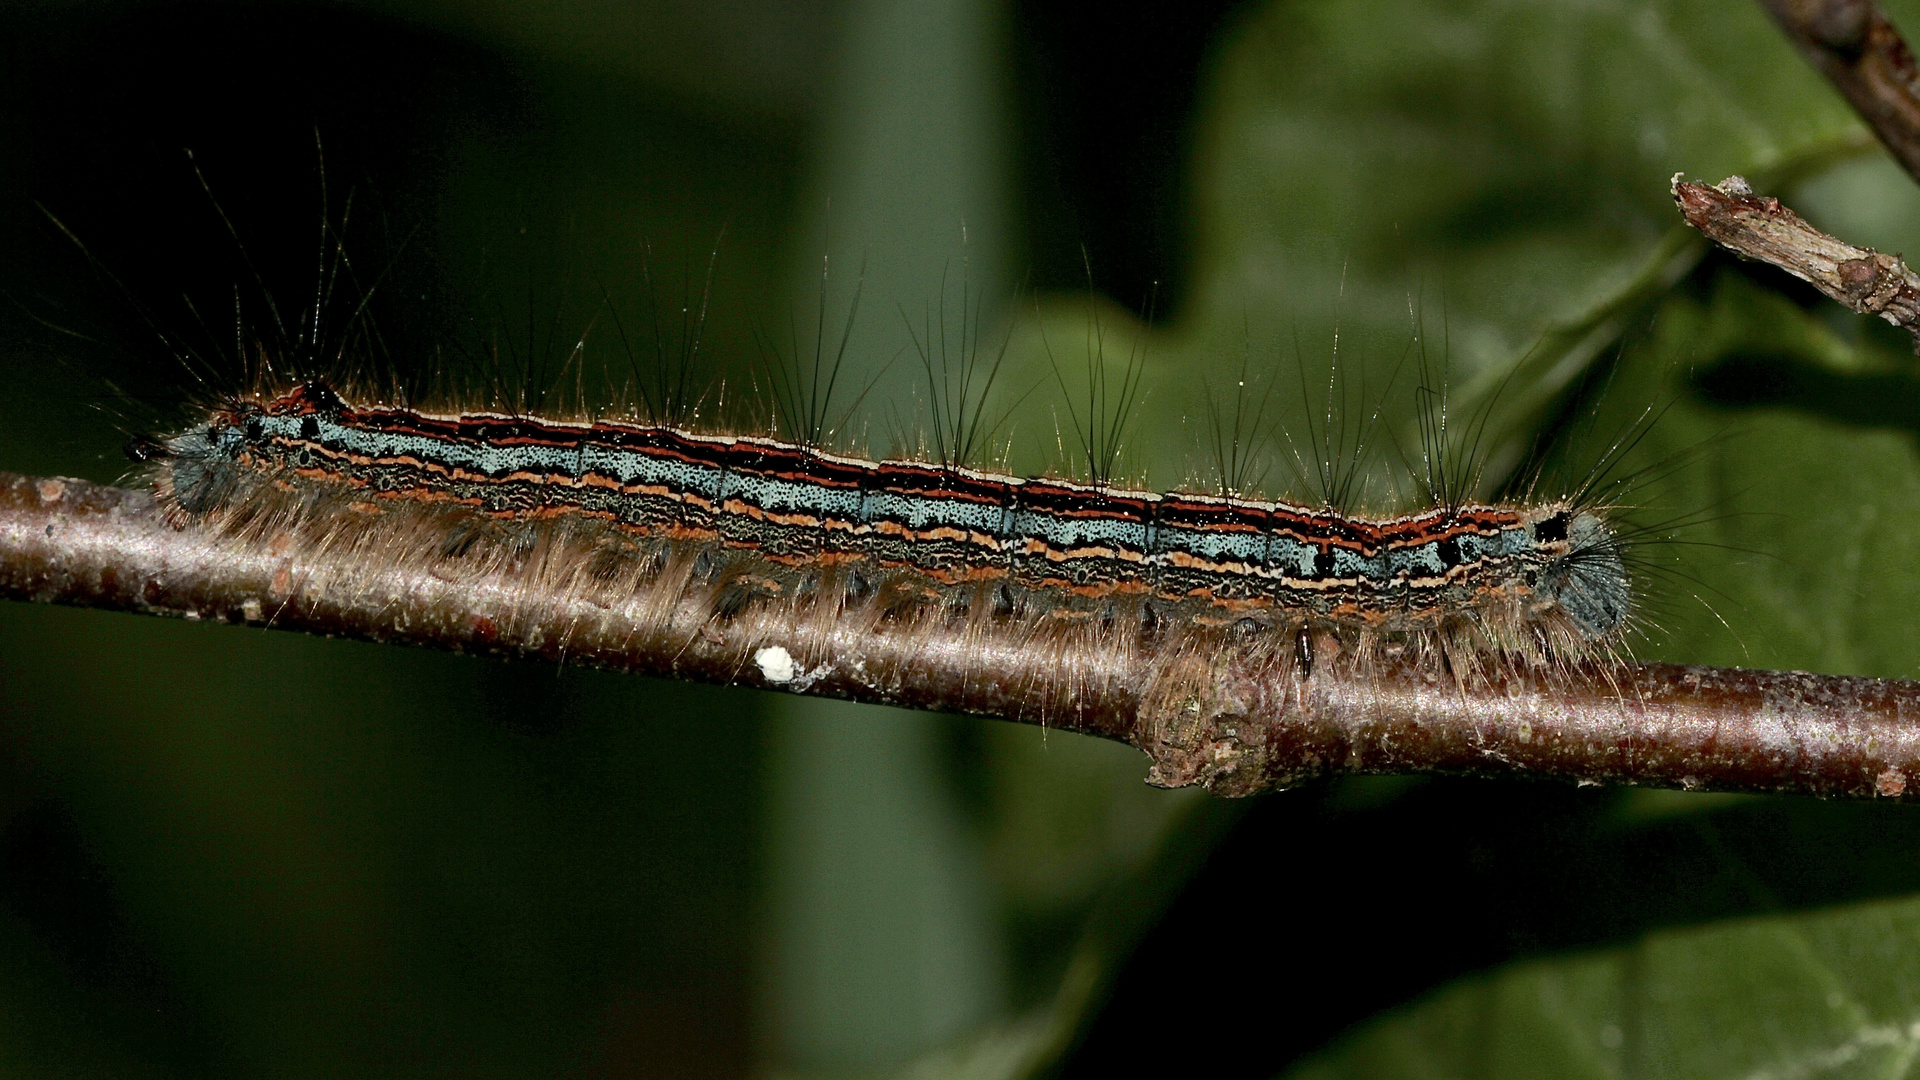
[1290,891,1920,1079]
[1574,264,1920,676]
[1011,0,1879,491]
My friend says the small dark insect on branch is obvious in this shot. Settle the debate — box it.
[7,470,1920,801]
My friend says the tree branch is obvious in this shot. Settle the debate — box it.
[1673,173,1920,349]
[1761,0,1920,184]
[6,470,1920,800]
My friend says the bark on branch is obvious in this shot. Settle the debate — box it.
[6,470,1920,800]
[1673,173,1920,349]
[1761,0,1920,184]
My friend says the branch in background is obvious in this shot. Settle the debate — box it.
[6,470,1920,800]
[1761,0,1920,183]
[1673,173,1920,349]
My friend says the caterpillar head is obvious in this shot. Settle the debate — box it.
[135,382,346,518]
[1526,507,1630,640]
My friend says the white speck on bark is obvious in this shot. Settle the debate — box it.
[756,645,797,684]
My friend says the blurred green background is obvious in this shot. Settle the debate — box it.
[9,0,1920,1076]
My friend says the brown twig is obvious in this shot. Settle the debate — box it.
[6,470,1920,800]
[1673,173,1920,349]
[1761,0,1920,183]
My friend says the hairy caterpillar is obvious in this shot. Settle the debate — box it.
[126,352,1637,706]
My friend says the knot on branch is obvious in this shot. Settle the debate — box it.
[1835,252,1911,313]
[1134,650,1329,797]
[1136,655,1251,794]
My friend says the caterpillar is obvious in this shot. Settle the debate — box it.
[129,362,1636,702]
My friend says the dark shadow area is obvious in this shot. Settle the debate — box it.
[1675,255,1920,437]
[1,1,806,474]
[1691,351,1920,434]
[0,4,782,1075]
[1058,777,1920,1079]
[1010,0,1252,317]
[0,2,515,482]
[0,797,207,1070]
